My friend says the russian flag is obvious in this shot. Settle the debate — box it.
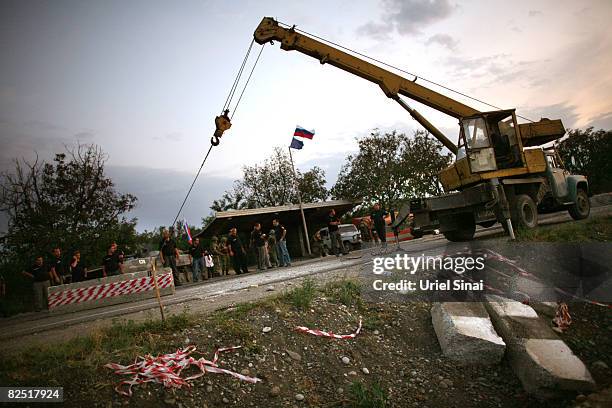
[183,219,192,243]
[294,126,315,139]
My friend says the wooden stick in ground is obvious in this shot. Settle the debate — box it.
[151,257,166,322]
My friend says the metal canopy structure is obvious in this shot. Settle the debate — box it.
[196,200,359,240]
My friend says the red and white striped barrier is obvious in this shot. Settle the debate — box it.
[295,318,362,339]
[106,345,261,397]
[47,272,173,309]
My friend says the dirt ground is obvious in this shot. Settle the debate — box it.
[10,276,606,408]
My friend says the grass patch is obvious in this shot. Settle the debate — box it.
[349,381,388,408]
[516,215,612,242]
[284,278,316,310]
[324,279,363,307]
[0,312,191,387]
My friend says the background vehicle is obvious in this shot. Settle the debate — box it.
[318,224,362,252]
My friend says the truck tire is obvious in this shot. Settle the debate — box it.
[443,215,476,242]
[568,189,590,220]
[511,194,538,230]
[411,230,424,239]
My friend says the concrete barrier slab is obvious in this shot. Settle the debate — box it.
[431,302,505,365]
[47,269,175,314]
[485,295,595,399]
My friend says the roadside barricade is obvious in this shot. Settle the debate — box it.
[47,266,175,313]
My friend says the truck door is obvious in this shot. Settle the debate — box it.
[546,154,569,198]
[462,117,497,173]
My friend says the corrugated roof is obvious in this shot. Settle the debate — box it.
[213,200,355,219]
[196,199,360,239]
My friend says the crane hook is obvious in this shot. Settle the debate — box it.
[211,109,232,146]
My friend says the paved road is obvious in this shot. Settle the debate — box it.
[1,204,610,342]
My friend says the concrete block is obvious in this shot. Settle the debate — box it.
[431,302,505,365]
[485,295,595,399]
[48,269,175,314]
[122,258,152,273]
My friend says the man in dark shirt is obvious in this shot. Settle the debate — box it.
[102,245,123,277]
[227,227,249,275]
[251,223,267,271]
[188,237,205,282]
[22,256,51,311]
[272,219,291,267]
[69,250,87,282]
[49,247,67,285]
[327,209,346,256]
[370,203,388,247]
[159,230,182,286]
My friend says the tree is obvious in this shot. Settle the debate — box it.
[211,147,328,211]
[556,127,612,194]
[0,144,137,267]
[331,129,452,211]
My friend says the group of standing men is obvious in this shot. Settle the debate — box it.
[22,242,124,312]
[157,218,293,287]
[248,219,292,271]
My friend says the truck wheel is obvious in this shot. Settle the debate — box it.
[511,194,538,229]
[411,230,424,239]
[568,189,590,220]
[443,215,476,242]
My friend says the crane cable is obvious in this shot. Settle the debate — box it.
[170,41,265,229]
[277,21,534,123]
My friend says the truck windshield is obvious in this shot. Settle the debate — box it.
[463,118,489,149]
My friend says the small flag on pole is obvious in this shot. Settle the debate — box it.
[289,137,304,150]
[183,219,192,243]
[294,126,315,139]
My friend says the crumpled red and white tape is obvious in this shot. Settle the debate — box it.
[105,345,261,397]
[552,302,572,331]
[295,318,362,339]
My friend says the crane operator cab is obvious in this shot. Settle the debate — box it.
[442,109,565,191]
[457,109,523,173]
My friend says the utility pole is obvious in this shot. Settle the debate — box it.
[288,147,312,255]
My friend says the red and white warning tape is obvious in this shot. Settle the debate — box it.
[48,273,173,309]
[105,345,261,397]
[295,318,362,339]
[552,302,572,331]
[485,249,611,309]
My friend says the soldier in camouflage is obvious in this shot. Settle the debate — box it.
[267,229,279,267]
[218,236,230,275]
[210,236,221,277]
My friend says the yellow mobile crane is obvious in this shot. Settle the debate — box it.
[214,17,590,241]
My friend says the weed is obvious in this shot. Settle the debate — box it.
[349,381,388,408]
[325,279,362,307]
[284,278,316,310]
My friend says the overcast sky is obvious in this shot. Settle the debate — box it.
[1,0,611,231]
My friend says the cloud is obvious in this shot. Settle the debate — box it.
[74,131,94,140]
[152,132,184,142]
[358,0,456,38]
[106,165,232,231]
[528,10,542,17]
[425,33,458,50]
[587,111,612,130]
[524,102,580,128]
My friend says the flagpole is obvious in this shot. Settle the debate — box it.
[288,146,312,255]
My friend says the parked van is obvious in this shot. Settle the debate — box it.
[318,224,362,252]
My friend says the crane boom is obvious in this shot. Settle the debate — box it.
[254,18,480,118]
[254,17,480,152]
